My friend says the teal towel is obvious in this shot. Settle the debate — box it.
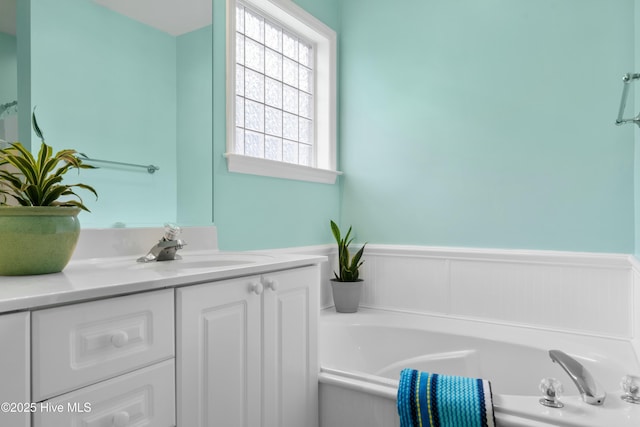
[397,368,495,427]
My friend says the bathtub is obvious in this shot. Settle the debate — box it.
[319,308,640,427]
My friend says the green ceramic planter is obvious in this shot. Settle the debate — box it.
[0,206,81,276]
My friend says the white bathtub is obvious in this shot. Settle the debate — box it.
[319,308,640,427]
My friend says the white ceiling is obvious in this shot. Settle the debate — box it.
[0,0,16,36]
[93,0,212,36]
[0,0,211,39]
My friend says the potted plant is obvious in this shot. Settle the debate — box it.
[330,220,366,313]
[0,111,97,275]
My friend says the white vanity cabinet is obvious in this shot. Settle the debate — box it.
[0,246,323,427]
[0,311,30,427]
[177,265,320,427]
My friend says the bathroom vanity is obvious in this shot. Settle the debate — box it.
[0,227,324,427]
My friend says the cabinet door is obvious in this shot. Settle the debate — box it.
[263,266,320,427]
[177,276,262,427]
[0,311,30,427]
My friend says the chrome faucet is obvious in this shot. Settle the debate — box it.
[137,224,186,263]
[548,349,606,405]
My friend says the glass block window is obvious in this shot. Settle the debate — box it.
[235,3,314,166]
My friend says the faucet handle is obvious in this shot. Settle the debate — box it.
[164,223,182,240]
[539,378,564,408]
[621,375,640,404]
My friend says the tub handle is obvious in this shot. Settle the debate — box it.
[539,378,564,408]
[621,375,640,404]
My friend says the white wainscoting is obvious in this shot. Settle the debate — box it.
[282,244,637,340]
[359,246,633,338]
[628,257,640,356]
[279,245,640,354]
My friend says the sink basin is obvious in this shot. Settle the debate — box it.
[175,259,254,268]
[172,253,274,270]
[83,252,274,272]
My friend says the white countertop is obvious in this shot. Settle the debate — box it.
[0,250,326,313]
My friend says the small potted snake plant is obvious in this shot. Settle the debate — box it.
[330,220,366,313]
[0,110,97,275]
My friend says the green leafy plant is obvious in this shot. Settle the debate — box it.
[330,220,366,282]
[0,111,97,211]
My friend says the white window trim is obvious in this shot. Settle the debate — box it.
[225,0,340,184]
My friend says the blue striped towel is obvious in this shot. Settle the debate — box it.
[397,368,495,427]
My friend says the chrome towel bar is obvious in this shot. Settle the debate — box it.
[78,153,159,174]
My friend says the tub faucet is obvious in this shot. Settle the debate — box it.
[137,223,186,263]
[548,349,606,405]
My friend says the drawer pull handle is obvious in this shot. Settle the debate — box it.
[265,279,278,291]
[110,331,129,348]
[250,282,264,295]
[112,411,130,427]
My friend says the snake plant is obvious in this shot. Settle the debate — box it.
[0,111,97,211]
[330,220,366,282]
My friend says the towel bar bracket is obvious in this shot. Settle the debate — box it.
[615,73,640,127]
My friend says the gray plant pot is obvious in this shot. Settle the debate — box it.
[330,279,363,313]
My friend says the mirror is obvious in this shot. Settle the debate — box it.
[22,0,213,228]
[0,0,17,146]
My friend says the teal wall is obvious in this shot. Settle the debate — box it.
[339,0,635,253]
[293,0,340,30]
[16,0,30,148]
[0,32,17,105]
[177,25,214,226]
[29,0,178,227]
[211,0,341,250]
[17,0,640,254]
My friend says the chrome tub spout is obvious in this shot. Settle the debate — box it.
[549,349,606,405]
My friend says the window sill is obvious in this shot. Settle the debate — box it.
[224,153,341,184]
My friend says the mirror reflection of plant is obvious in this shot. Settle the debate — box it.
[0,111,97,211]
[0,100,18,118]
[330,220,366,282]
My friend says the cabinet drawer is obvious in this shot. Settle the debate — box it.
[33,289,174,401]
[33,359,175,427]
